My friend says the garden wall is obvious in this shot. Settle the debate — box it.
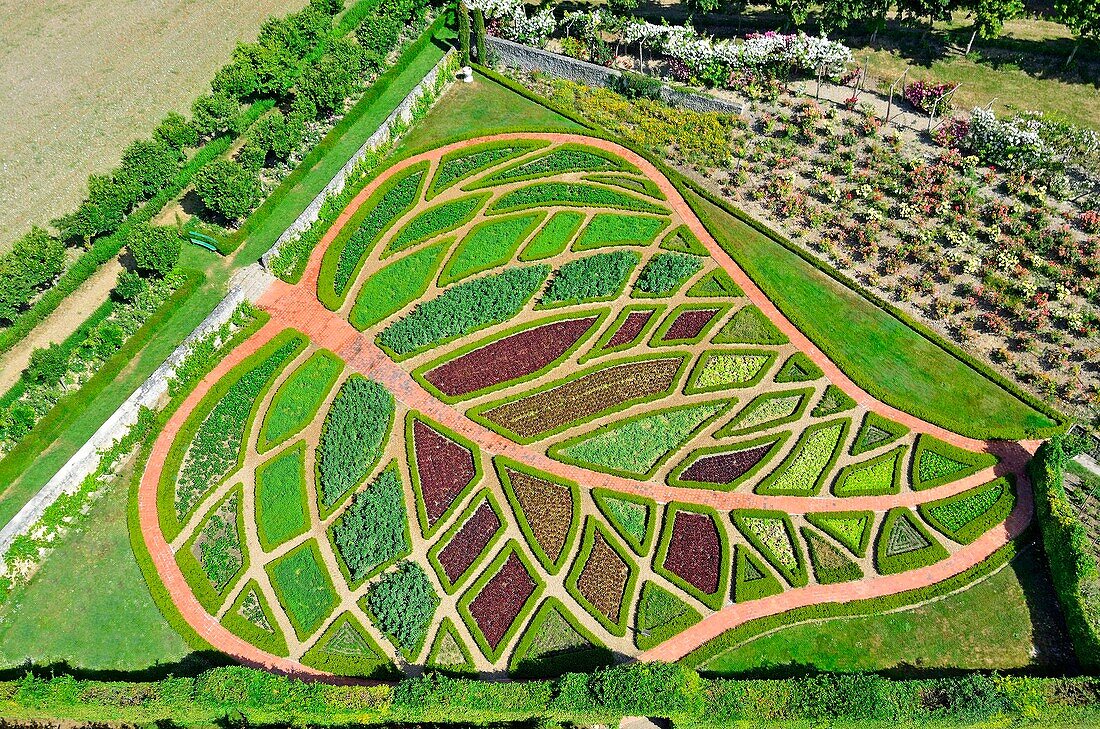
[261,49,458,270]
[485,36,741,115]
[0,265,273,562]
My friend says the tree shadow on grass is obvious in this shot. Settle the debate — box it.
[0,650,235,683]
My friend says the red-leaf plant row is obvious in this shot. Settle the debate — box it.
[663,308,719,340]
[437,501,501,584]
[663,510,721,595]
[424,316,598,397]
[603,310,654,350]
[468,552,537,650]
[414,419,478,529]
[681,442,775,485]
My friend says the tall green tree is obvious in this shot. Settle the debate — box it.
[1056,0,1100,64]
[193,160,261,222]
[819,0,890,36]
[458,1,471,67]
[962,0,1023,53]
[126,224,181,277]
[769,0,812,28]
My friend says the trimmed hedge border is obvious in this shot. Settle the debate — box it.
[427,139,549,199]
[495,455,582,575]
[873,507,950,576]
[456,539,546,663]
[591,487,657,556]
[411,307,608,405]
[910,433,999,491]
[804,510,874,558]
[730,508,808,588]
[715,387,813,438]
[564,516,641,636]
[683,348,778,395]
[831,444,907,497]
[466,351,691,445]
[426,488,507,594]
[753,417,851,497]
[586,172,668,201]
[156,328,307,542]
[425,617,478,675]
[465,142,640,190]
[653,502,731,611]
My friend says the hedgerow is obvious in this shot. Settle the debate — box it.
[324,163,426,305]
[170,331,305,523]
[316,375,394,511]
[633,252,702,297]
[919,476,1016,545]
[518,211,586,261]
[349,239,451,331]
[489,182,668,214]
[330,464,411,584]
[254,442,310,550]
[379,265,550,356]
[541,250,639,307]
[428,140,545,198]
[383,192,488,256]
[439,211,545,285]
[473,144,635,187]
[573,213,669,251]
[266,540,339,640]
[257,349,342,453]
[366,560,439,660]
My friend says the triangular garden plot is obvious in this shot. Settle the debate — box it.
[300,612,397,679]
[510,598,612,678]
[425,617,477,675]
[687,268,743,297]
[812,384,856,417]
[774,352,824,382]
[633,581,703,650]
[732,544,785,603]
[712,305,788,345]
[851,411,909,456]
[910,434,998,491]
[407,412,482,538]
[731,511,808,587]
[831,446,906,497]
[804,511,873,558]
[660,224,709,255]
[592,488,656,555]
[496,457,580,574]
[220,580,288,658]
[874,508,949,575]
[802,527,864,584]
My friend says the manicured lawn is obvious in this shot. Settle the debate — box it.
[683,188,1057,440]
[701,545,1073,675]
[0,475,189,671]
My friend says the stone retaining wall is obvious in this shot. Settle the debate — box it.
[486,36,741,115]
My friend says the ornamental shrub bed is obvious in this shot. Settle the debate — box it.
[653,306,723,343]
[426,618,476,675]
[659,507,726,605]
[258,350,342,453]
[570,521,636,633]
[330,465,410,584]
[366,561,439,660]
[464,546,540,658]
[472,355,685,442]
[712,305,788,345]
[421,314,599,400]
[433,497,503,591]
[686,350,776,392]
[349,240,451,331]
[732,510,807,587]
[550,401,730,479]
[474,145,632,187]
[851,411,909,456]
[541,250,640,307]
[316,375,394,511]
[172,331,305,522]
[592,488,655,556]
[439,212,546,285]
[572,213,669,251]
[383,192,489,257]
[875,507,950,575]
[328,163,426,302]
[378,264,550,357]
[802,527,864,584]
[671,435,787,491]
[634,581,702,650]
[754,419,849,496]
[266,540,339,640]
[518,211,586,261]
[717,389,810,437]
[489,181,668,214]
[429,141,545,198]
[686,269,743,298]
[254,442,310,550]
[774,352,824,383]
[732,544,784,603]
[498,458,579,573]
[832,445,906,497]
[919,476,1015,544]
[220,580,288,658]
[409,415,481,536]
[633,252,703,297]
[910,435,998,491]
[812,385,856,417]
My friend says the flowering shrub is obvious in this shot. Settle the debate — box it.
[903,80,954,114]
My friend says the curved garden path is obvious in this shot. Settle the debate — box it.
[138,132,1037,678]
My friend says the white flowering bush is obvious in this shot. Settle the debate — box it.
[965,107,1100,174]
[508,5,556,46]
[467,0,522,20]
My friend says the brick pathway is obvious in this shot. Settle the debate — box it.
[138,132,1037,679]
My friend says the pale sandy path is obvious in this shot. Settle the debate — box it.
[138,133,1036,679]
